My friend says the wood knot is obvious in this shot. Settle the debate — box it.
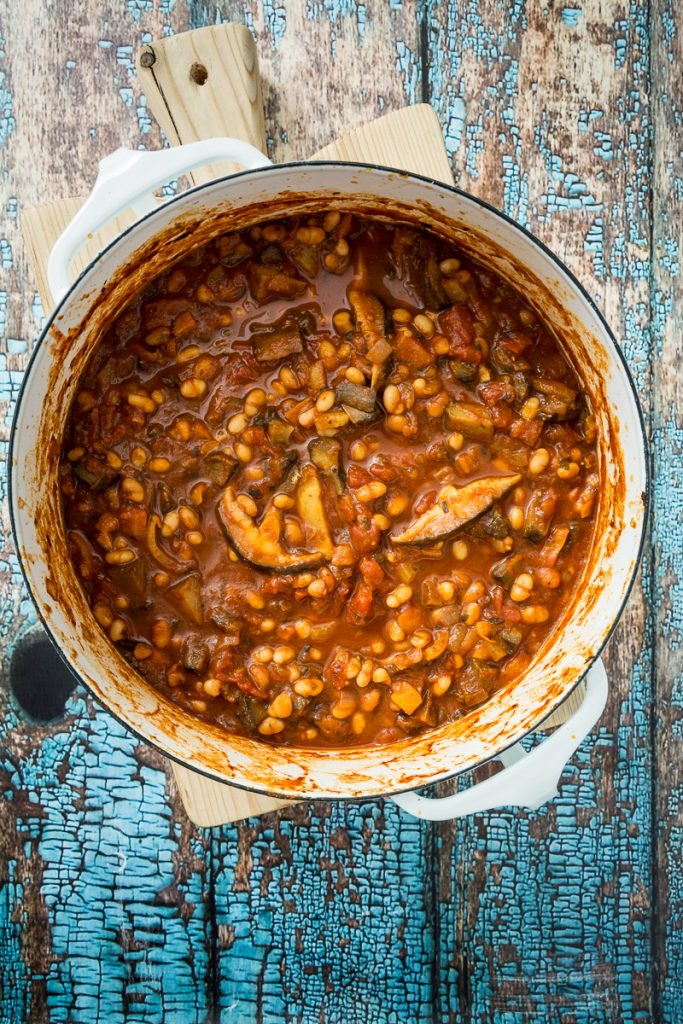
[190,62,209,86]
[140,49,156,69]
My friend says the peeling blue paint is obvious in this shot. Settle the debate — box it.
[263,2,287,47]
[394,39,419,104]
[214,803,434,1023]
[0,1,681,1021]
[651,10,683,999]
[594,131,615,160]
[0,239,12,270]
[0,67,15,148]
[126,0,155,22]
[443,95,466,154]
[137,94,153,136]
[561,6,582,26]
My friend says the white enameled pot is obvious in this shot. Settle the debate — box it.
[9,140,647,815]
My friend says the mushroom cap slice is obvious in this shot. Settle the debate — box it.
[295,464,335,559]
[348,288,386,348]
[392,474,522,546]
[219,465,333,572]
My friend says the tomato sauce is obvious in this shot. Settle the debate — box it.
[60,212,599,747]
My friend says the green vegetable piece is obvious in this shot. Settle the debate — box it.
[252,323,303,363]
[445,401,494,441]
[523,489,558,543]
[210,610,243,644]
[267,417,295,446]
[182,640,209,674]
[238,694,267,730]
[334,380,377,413]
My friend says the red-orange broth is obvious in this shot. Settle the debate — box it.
[60,213,599,747]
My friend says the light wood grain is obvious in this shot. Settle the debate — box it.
[173,770,290,828]
[137,24,266,181]
[310,103,453,181]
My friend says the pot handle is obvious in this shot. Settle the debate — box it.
[47,138,271,304]
[391,658,608,821]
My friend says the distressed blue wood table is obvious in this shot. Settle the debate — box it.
[0,2,680,1022]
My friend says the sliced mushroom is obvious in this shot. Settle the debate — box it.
[392,474,521,546]
[309,437,344,494]
[390,227,447,309]
[146,514,180,571]
[348,288,386,348]
[342,404,376,424]
[523,488,558,542]
[210,610,243,644]
[266,417,295,446]
[219,465,333,572]
[204,451,238,487]
[73,456,117,490]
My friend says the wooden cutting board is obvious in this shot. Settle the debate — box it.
[21,23,584,828]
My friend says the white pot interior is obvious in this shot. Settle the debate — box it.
[10,164,647,799]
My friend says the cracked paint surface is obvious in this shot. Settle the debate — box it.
[0,0,679,1022]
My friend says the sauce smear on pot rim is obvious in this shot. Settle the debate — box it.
[59,213,600,748]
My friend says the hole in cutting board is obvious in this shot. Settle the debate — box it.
[9,627,77,722]
[190,62,208,86]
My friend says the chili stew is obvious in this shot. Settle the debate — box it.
[60,212,599,747]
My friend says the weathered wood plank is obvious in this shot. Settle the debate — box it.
[651,1,683,1020]
[188,0,424,161]
[425,2,654,1019]
[0,1,676,1022]
[212,802,435,1023]
[138,23,267,182]
[0,695,213,1022]
[0,2,216,1021]
[194,4,437,1019]
[1,1,437,1019]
